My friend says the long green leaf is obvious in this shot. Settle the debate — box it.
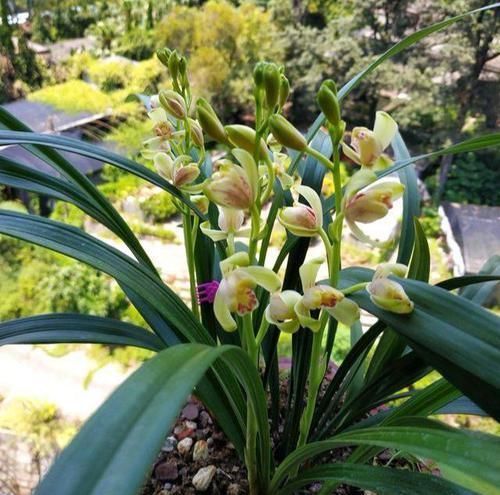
[35,344,270,495]
[0,209,206,344]
[271,420,500,494]
[0,313,164,351]
[394,132,420,264]
[377,134,500,181]
[0,109,156,271]
[0,129,204,218]
[277,464,473,495]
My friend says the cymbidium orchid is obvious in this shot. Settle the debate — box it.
[366,263,414,314]
[212,253,282,332]
[367,277,414,314]
[342,111,398,170]
[265,290,301,334]
[203,149,258,210]
[278,185,323,237]
[200,207,260,243]
[345,181,405,224]
[295,257,360,331]
[153,153,201,191]
[271,152,294,190]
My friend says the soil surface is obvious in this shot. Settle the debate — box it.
[141,370,367,495]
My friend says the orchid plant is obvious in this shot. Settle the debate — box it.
[0,5,499,495]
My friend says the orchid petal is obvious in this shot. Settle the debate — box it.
[341,142,362,165]
[200,221,228,242]
[296,185,323,228]
[295,300,321,332]
[373,111,398,150]
[243,266,281,293]
[232,148,258,202]
[299,257,325,290]
[326,298,360,327]
[214,285,237,331]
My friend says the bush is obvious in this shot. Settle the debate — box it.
[115,28,156,61]
[140,192,178,223]
[28,80,112,114]
[419,206,442,239]
[442,152,500,206]
[50,202,86,228]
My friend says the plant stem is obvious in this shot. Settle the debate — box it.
[242,313,259,495]
[305,146,335,174]
[248,205,261,262]
[182,212,200,321]
[296,327,325,449]
[342,282,368,295]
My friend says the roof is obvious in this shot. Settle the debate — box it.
[1,143,106,176]
[1,101,116,177]
[0,100,103,133]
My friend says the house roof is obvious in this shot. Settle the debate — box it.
[1,100,100,133]
[1,100,115,177]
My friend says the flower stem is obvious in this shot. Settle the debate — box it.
[242,313,259,495]
[182,212,200,321]
[305,146,335,174]
[248,205,261,263]
[342,282,368,295]
[296,327,325,449]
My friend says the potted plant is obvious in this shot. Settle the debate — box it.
[0,4,499,494]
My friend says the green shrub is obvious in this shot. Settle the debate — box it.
[129,221,177,242]
[50,202,86,228]
[28,80,112,114]
[115,28,156,61]
[140,192,178,223]
[441,152,500,206]
[419,206,442,239]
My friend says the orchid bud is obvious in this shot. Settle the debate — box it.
[323,79,337,95]
[278,185,323,237]
[302,285,344,310]
[264,64,280,110]
[167,50,180,81]
[279,205,318,236]
[173,164,199,188]
[373,263,408,280]
[367,278,414,314]
[153,153,174,181]
[188,118,204,148]
[269,114,307,151]
[317,81,341,127]
[279,75,290,108]
[156,48,172,67]
[204,161,253,210]
[225,124,269,158]
[253,61,266,88]
[345,182,405,224]
[196,98,227,144]
[265,290,301,334]
[159,90,186,120]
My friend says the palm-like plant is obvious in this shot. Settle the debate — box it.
[0,5,499,495]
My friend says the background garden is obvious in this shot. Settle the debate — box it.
[0,1,498,493]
